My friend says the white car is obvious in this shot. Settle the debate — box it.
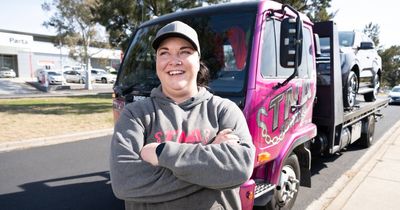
[63,70,86,83]
[91,68,116,83]
[37,69,65,85]
[389,86,400,104]
[46,71,65,85]
[339,31,382,104]
[0,67,17,78]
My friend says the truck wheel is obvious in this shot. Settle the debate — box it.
[266,154,300,210]
[343,71,358,108]
[359,115,375,148]
[363,74,379,102]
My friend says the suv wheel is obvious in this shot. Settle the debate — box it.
[343,71,358,108]
[364,74,379,102]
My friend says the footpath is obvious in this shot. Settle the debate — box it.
[307,119,400,210]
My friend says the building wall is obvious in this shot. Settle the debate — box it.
[0,30,121,79]
[17,51,32,78]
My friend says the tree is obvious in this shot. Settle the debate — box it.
[92,0,228,51]
[363,22,380,47]
[380,46,400,87]
[275,0,335,22]
[42,0,106,90]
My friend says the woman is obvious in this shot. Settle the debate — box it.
[110,21,255,210]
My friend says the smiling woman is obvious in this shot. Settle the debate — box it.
[155,36,201,104]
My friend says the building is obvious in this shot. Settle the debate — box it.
[0,29,122,79]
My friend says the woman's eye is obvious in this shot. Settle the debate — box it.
[180,50,192,55]
[159,51,168,56]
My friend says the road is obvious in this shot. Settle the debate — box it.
[0,104,399,210]
[0,136,123,210]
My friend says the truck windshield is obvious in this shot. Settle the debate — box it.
[116,11,256,97]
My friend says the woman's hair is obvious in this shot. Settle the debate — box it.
[197,62,210,87]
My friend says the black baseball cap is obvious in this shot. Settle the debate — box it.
[152,21,200,55]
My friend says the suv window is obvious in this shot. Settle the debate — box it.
[116,11,256,96]
[339,31,355,47]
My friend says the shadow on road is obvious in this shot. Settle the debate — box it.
[0,171,124,210]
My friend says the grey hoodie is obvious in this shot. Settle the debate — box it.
[110,86,255,210]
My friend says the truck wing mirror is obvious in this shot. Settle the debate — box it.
[280,16,303,68]
[274,4,303,89]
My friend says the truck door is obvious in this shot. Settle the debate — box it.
[249,13,316,170]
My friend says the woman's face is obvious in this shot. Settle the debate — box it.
[156,37,200,102]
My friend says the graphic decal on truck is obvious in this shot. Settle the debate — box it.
[257,81,312,146]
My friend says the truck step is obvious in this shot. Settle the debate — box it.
[255,182,275,198]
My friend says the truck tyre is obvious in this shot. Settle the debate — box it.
[266,154,300,210]
[343,71,358,108]
[363,74,379,102]
[359,115,375,148]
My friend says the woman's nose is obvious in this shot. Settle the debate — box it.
[170,58,182,65]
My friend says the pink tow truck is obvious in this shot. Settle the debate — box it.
[112,1,388,209]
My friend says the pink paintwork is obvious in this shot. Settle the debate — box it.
[239,1,317,208]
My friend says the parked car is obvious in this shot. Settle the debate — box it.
[46,71,65,85]
[91,68,116,83]
[63,70,86,83]
[317,31,382,108]
[388,86,400,104]
[0,67,16,78]
[36,69,65,85]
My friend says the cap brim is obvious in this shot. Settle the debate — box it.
[152,32,199,52]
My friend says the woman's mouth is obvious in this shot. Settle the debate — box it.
[168,70,184,76]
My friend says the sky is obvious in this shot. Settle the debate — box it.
[329,0,399,49]
[0,0,398,49]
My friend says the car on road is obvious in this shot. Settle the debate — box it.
[0,67,17,78]
[91,68,116,84]
[388,86,400,104]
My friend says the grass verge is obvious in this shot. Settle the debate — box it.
[0,94,114,143]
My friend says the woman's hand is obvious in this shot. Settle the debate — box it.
[212,128,241,145]
[140,143,160,166]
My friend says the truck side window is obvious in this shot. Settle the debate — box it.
[260,19,277,77]
[260,19,312,79]
[302,27,314,79]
